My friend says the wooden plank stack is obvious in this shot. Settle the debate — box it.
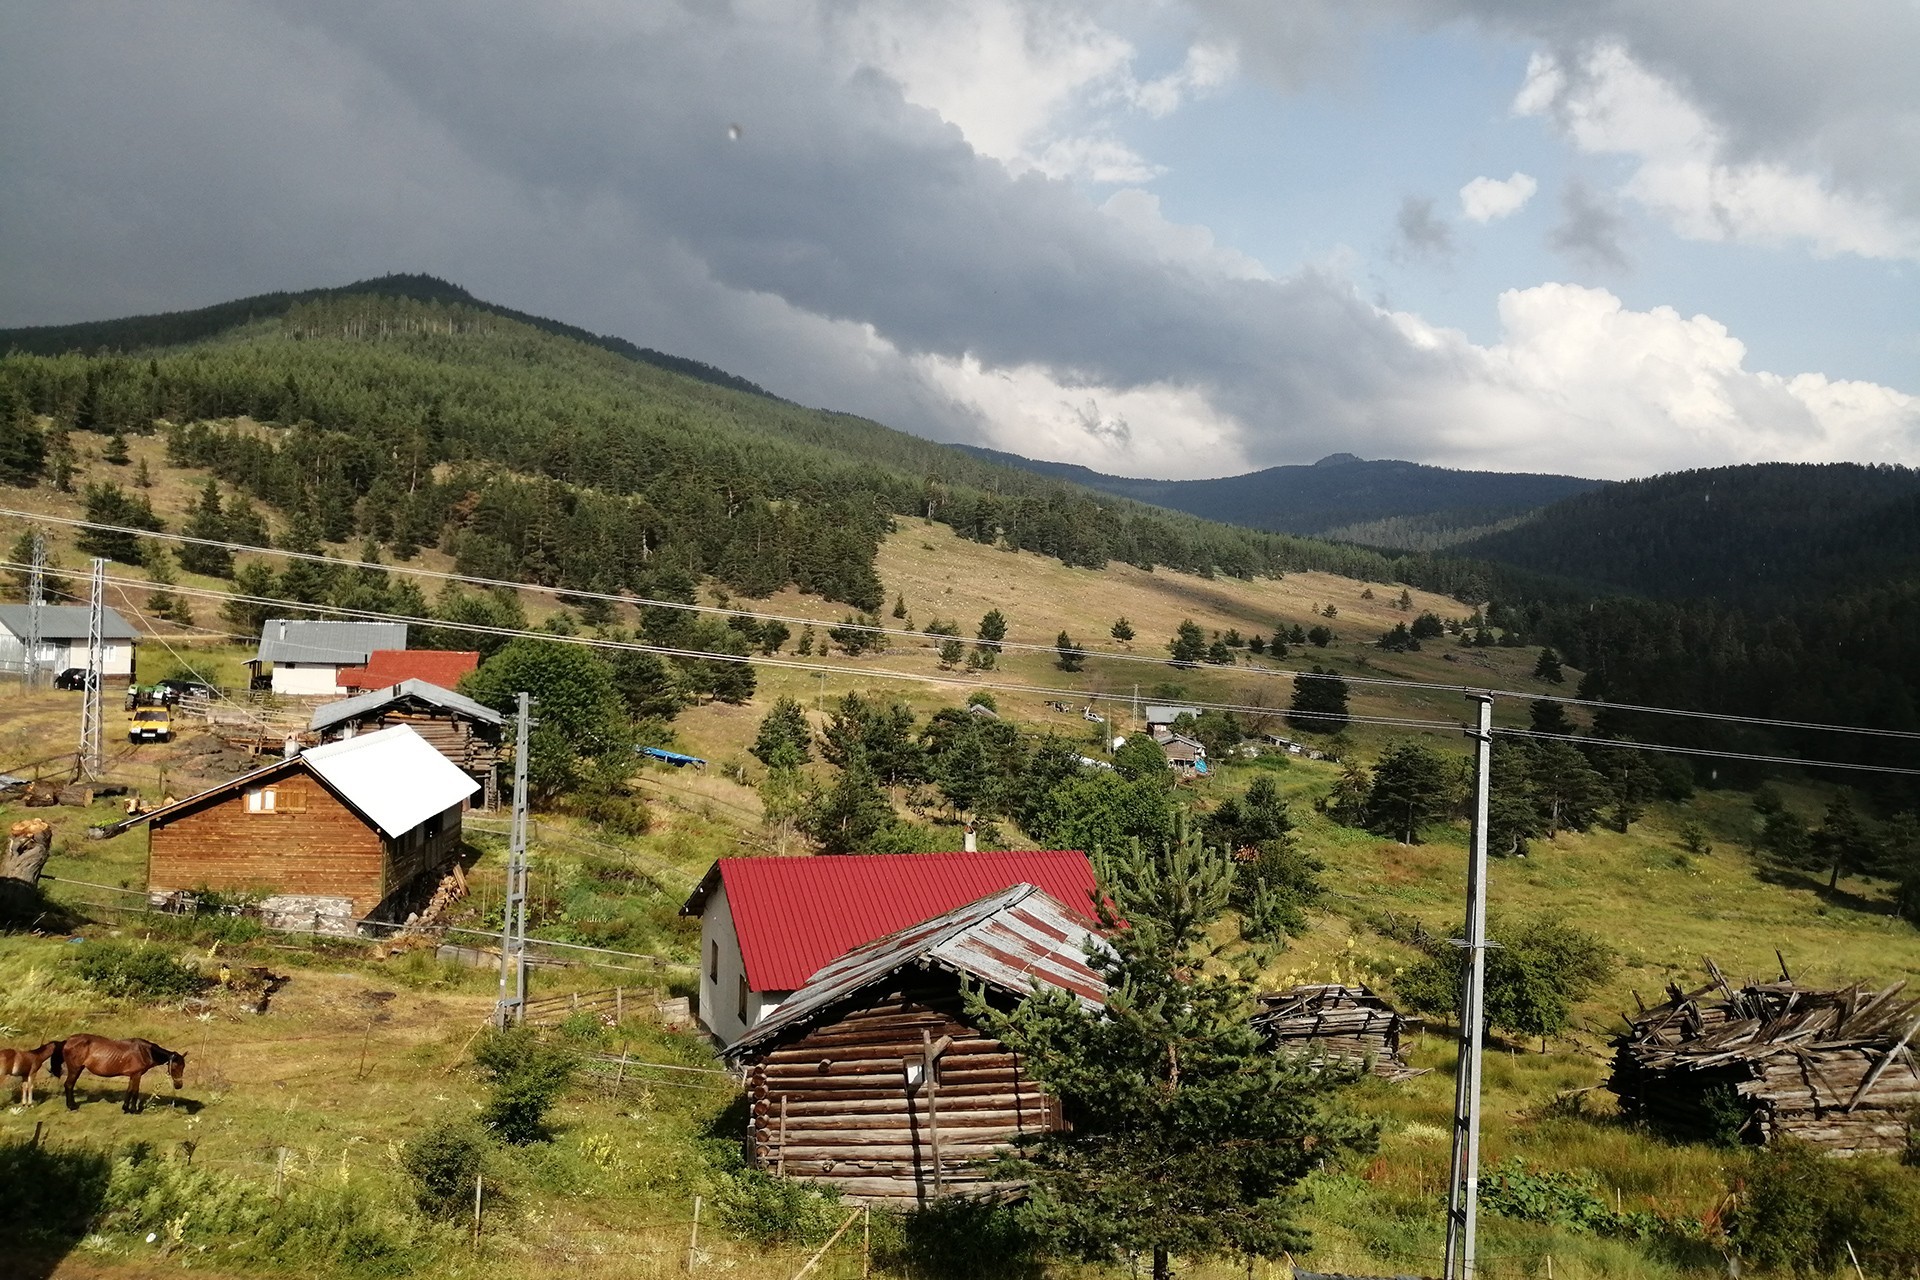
[1251,984,1426,1081]
[1609,959,1920,1156]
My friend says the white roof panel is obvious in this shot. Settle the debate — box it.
[302,724,477,837]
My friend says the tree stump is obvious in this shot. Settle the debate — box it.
[3,819,54,884]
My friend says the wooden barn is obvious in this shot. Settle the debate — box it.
[1251,984,1426,1080]
[1611,963,1920,1155]
[310,678,503,809]
[133,724,478,933]
[724,884,1107,1206]
[679,850,1098,1047]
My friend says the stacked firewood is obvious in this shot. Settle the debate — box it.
[1251,984,1426,1080]
[1610,959,1920,1155]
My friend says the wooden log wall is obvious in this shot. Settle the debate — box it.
[150,776,386,915]
[743,976,1061,1206]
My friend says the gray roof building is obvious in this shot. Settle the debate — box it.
[0,605,137,641]
[1144,704,1200,726]
[252,619,407,666]
[309,679,503,734]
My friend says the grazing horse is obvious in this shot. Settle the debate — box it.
[60,1034,186,1112]
[0,1041,63,1105]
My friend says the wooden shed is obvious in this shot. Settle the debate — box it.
[310,679,503,809]
[723,884,1108,1206]
[1251,984,1426,1081]
[134,725,478,933]
[1610,963,1920,1155]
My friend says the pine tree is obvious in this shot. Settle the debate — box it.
[976,608,1008,653]
[801,760,898,853]
[1366,741,1455,844]
[972,832,1373,1280]
[750,697,814,769]
[102,431,130,465]
[1533,646,1565,683]
[891,593,908,619]
[1287,666,1349,732]
[1110,617,1134,644]
[1055,630,1085,672]
[937,636,964,668]
[1167,618,1206,666]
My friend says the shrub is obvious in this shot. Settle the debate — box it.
[882,1196,1042,1279]
[402,1120,490,1220]
[712,1167,843,1245]
[471,1026,576,1144]
[1729,1141,1920,1275]
[65,940,202,1000]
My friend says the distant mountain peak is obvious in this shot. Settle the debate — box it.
[1313,452,1365,467]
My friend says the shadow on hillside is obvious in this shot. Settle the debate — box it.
[0,1136,113,1278]
[1750,863,1892,916]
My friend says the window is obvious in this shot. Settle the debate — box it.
[737,974,748,1024]
[709,941,719,983]
[244,788,277,814]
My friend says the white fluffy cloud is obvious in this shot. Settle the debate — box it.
[1459,172,1538,223]
[1515,45,1920,261]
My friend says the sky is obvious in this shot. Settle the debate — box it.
[2,1,1916,482]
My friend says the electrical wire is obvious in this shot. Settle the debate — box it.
[1494,727,1920,777]
[11,505,1918,744]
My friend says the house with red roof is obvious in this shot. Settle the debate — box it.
[337,649,480,692]
[678,850,1097,1046]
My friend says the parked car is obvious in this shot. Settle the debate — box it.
[52,667,93,690]
[127,706,172,744]
[153,677,217,700]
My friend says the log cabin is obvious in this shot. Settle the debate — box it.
[134,724,478,933]
[723,883,1108,1206]
[310,678,503,809]
[679,850,1097,1047]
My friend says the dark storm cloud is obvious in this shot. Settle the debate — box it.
[1393,197,1455,262]
[1549,180,1631,272]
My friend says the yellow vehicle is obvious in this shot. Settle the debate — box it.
[127,706,172,744]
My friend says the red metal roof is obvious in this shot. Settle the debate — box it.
[691,851,1097,992]
[338,649,479,691]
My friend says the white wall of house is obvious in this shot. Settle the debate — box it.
[695,880,789,1046]
[270,662,350,696]
[0,635,133,678]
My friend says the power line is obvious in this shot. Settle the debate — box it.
[5,558,1459,734]
[15,555,1914,778]
[10,506,1916,744]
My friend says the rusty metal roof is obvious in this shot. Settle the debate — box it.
[724,884,1108,1059]
[681,850,1098,992]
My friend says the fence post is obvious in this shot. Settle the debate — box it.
[616,986,624,1023]
[273,1146,288,1199]
[863,1203,871,1280]
[473,1172,484,1244]
[686,1194,702,1273]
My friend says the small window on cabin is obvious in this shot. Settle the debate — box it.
[709,941,719,983]
[244,788,277,814]
[737,974,748,1024]
[425,813,443,839]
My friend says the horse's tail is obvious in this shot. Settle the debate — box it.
[45,1040,64,1078]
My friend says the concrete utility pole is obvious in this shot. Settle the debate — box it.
[77,557,106,779]
[23,529,45,688]
[494,692,533,1028]
[1444,693,1495,1280]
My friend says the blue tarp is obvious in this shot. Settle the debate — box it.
[638,746,707,768]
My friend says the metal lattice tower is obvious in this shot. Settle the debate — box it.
[23,528,45,688]
[78,557,107,779]
[495,692,533,1027]
[1444,693,1495,1280]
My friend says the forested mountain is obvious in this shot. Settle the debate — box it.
[0,277,1504,608]
[1458,463,1920,606]
[958,444,1604,544]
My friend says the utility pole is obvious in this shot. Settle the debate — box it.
[77,557,106,779]
[23,528,45,688]
[494,692,532,1028]
[1444,693,1494,1280]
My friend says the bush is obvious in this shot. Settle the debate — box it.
[471,1026,576,1144]
[1730,1141,1920,1275]
[65,940,203,1000]
[881,1197,1043,1279]
[402,1120,490,1219]
[711,1167,843,1245]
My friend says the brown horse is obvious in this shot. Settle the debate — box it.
[0,1041,63,1105]
[60,1034,186,1112]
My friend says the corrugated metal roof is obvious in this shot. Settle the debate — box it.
[309,679,503,733]
[725,885,1107,1058]
[253,619,407,665]
[0,604,138,641]
[1144,704,1199,723]
[683,850,1097,992]
[339,649,479,690]
[302,724,478,836]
